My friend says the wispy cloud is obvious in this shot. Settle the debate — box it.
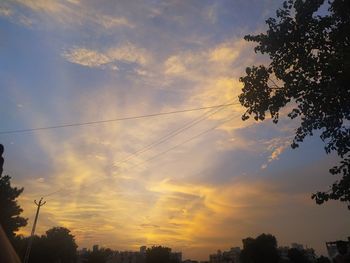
[203,4,218,24]
[62,43,151,70]
[261,136,293,169]
[106,44,150,65]
[3,0,134,30]
[97,15,134,29]
[62,48,111,68]
[0,6,12,17]
[14,0,65,13]
[162,38,252,136]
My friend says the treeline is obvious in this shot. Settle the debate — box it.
[12,227,77,263]
[239,233,331,263]
[80,245,181,263]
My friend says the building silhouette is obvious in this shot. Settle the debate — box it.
[209,247,241,263]
[326,237,350,261]
[105,246,182,263]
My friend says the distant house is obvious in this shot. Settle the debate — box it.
[106,247,145,263]
[171,251,182,263]
[209,247,241,263]
[326,237,350,260]
[105,246,182,263]
[76,248,88,263]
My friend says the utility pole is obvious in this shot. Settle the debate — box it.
[23,197,46,263]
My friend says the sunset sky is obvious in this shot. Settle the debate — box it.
[0,0,349,261]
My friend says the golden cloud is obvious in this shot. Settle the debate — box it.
[10,0,134,29]
[14,0,65,13]
[62,43,151,69]
[62,48,110,68]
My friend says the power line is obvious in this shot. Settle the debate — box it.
[0,102,238,135]
[23,197,46,263]
[42,112,240,201]
[113,102,235,166]
[32,102,239,199]
[138,113,239,166]
[42,104,235,199]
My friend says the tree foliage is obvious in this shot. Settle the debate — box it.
[239,0,350,207]
[288,248,312,263]
[15,227,77,263]
[86,248,113,263]
[315,256,331,263]
[0,144,27,239]
[146,246,179,263]
[43,227,78,263]
[240,233,280,263]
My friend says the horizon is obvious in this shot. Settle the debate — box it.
[0,0,349,261]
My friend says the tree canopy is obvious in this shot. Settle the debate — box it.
[86,247,113,263]
[0,144,27,240]
[15,227,77,263]
[238,0,350,207]
[316,256,331,263]
[288,248,312,263]
[146,246,180,263]
[240,233,280,263]
[44,227,78,263]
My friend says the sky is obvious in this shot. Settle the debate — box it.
[0,0,349,261]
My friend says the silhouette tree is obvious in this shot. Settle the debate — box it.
[18,235,46,263]
[288,248,311,263]
[87,247,113,263]
[14,227,78,263]
[146,246,178,263]
[0,144,27,240]
[238,0,350,207]
[240,233,280,263]
[316,256,331,263]
[86,249,106,263]
[43,227,77,263]
[333,240,350,263]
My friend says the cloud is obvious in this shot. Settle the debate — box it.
[261,163,268,169]
[0,2,35,26]
[266,137,292,161]
[62,43,151,69]
[62,48,111,68]
[209,43,240,64]
[97,15,134,29]
[162,38,248,108]
[5,0,134,30]
[203,4,218,24]
[107,44,150,65]
[161,38,254,138]
[13,81,259,253]
[36,177,45,183]
[14,0,64,13]
[164,56,186,75]
[260,136,292,169]
[66,0,80,5]
[269,144,287,161]
[11,32,290,256]
[163,38,248,79]
[0,6,12,17]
